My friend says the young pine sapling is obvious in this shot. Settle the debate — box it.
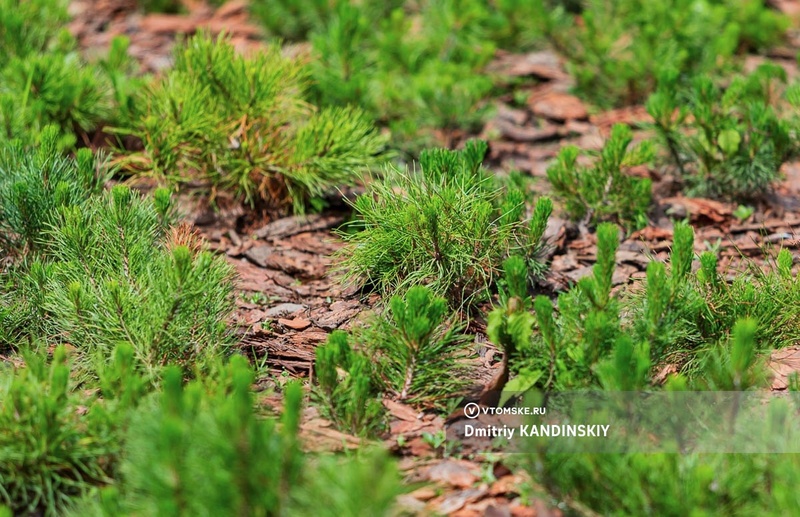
[547,124,653,231]
[340,140,552,308]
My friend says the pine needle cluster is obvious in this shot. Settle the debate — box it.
[529,320,777,516]
[0,0,70,65]
[308,0,542,152]
[547,123,653,231]
[0,348,402,516]
[0,347,117,516]
[0,131,236,377]
[314,331,386,437]
[535,444,800,516]
[490,221,796,395]
[314,286,470,436]
[647,64,796,199]
[0,127,109,253]
[102,360,302,516]
[538,0,788,107]
[70,358,402,517]
[14,187,235,376]
[0,0,136,148]
[367,286,472,406]
[251,0,403,42]
[339,140,552,308]
[115,33,387,211]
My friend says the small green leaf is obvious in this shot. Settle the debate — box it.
[732,205,754,222]
[718,129,741,155]
[499,370,543,406]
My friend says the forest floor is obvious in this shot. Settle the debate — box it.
[68,1,800,515]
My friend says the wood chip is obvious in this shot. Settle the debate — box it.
[278,317,311,330]
[529,91,588,121]
[768,345,800,390]
[428,461,480,489]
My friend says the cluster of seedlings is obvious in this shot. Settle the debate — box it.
[3,0,800,516]
[0,130,401,515]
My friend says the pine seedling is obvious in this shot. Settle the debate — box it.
[696,318,766,434]
[309,1,499,152]
[547,124,653,231]
[648,64,794,199]
[574,223,622,365]
[597,336,651,391]
[0,0,71,68]
[539,0,788,107]
[4,178,236,377]
[315,286,470,428]
[116,33,386,211]
[699,318,765,392]
[370,285,471,407]
[107,360,305,516]
[628,222,711,360]
[517,223,623,390]
[645,261,669,329]
[309,2,374,108]
[410,62,494,148]
[0,346,116,516]
[95,343,151,414]
[294,448,404,517]
[250,0,342,41]
[488,225,626,393]
[487,256,535,361]
[487,257,542,401]
[0,0,132,148]
[0,126,109,252]
[645,69,689,177]
[0,51,113,146]
[670,221,694,284]
[78,382,403,516]
[314,331,385,436]
[628,220,800,373]
[339,140,551,308]
[583,223,619,311]
[97,36,146,129]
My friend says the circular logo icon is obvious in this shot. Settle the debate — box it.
[464,402,480,419]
